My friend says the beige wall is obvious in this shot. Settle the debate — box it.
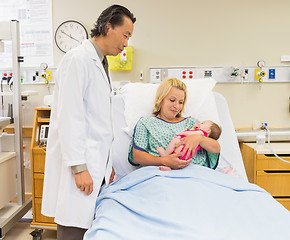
[50,0,290,128]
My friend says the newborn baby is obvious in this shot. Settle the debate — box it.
[157,120,221,171]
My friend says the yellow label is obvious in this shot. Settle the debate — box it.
[46,71,51,81]
[107,46,133,71]
[254,69,260,80]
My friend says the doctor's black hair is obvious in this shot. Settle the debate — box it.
[90,5,136,38]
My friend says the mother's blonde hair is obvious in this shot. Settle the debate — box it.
[152,78,187,117]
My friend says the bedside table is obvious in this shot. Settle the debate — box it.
[240,142,290,211]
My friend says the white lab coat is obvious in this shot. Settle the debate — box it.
[41,40,113,229]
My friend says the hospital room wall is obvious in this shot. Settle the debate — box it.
[51,0,290,128]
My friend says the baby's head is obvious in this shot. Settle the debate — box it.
[198,120,221,140]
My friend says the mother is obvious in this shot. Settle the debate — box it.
[128,78,220,170]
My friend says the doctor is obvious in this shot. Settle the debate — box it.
[41,5,136,240]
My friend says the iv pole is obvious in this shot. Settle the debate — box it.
[0,20,32,239]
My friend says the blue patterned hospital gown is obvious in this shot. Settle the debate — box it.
[128,116,219,169]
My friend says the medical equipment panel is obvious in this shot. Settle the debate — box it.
[0,67,56,85]
[149,66,290,83]
[40,125,49,142]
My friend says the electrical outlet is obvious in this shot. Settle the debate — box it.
[149,69,161,83]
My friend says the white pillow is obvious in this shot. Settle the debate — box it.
[120,83,158,136]
[120,78,219,137]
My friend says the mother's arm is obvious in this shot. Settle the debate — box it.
[133,148,191,170]
[176,135,220,159]
[199,136,220,153]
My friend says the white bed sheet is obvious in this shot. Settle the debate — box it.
[110,91,248,181]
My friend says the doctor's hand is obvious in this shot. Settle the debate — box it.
[161,153,192,170]
[74,170,93,195]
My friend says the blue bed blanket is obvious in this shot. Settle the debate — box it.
[84,164,290,240]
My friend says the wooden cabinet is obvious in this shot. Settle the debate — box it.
[240,142,290,211]
[30,107,56,230]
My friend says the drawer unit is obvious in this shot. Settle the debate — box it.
[34,173,44,198]
[33,148,46,173]
[240,142,290,211]
[256,172,290,196]
[34,198,55,223]
[256,154,290,171]
[276,198,290,210]
[30,107,56,230]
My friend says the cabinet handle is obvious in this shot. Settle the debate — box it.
[264,170,290,173]
[264,154,290,158]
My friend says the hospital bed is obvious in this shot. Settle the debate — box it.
[84,79,290,240]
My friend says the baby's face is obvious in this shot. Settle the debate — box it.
[197,120,212,133]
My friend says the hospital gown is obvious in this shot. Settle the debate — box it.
[128,116,219,169]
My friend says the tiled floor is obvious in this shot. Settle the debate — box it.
[3,209,57,240]
[4,222,57,240]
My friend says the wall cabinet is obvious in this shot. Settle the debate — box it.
[30,107,56,229]
[240,142,290,211]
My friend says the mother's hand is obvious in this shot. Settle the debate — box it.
[175,135,203,160]
[161,153,192,170]
[176,134,221,159]
[133,148,192,169]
